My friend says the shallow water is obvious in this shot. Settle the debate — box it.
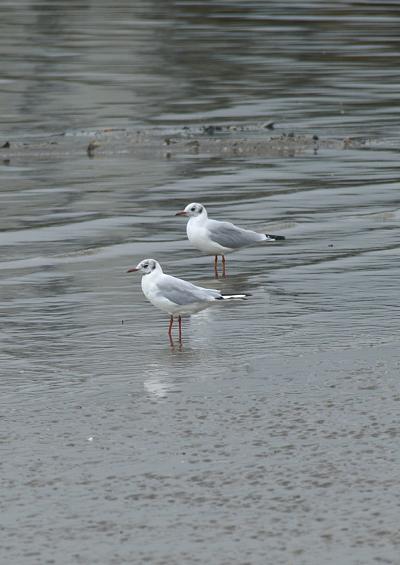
[1,2,400,564]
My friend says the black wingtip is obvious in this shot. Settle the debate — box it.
[266,233,285,241]
[219,293,251,300]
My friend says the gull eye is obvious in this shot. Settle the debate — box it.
[143,263,149,268]
[191,207,196,212]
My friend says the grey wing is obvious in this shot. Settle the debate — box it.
[207,219,264,249]
[157,275,220,305]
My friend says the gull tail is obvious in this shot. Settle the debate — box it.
[217,293,250,300]
[265,233,285,241]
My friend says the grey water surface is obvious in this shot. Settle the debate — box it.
[1,1,400,564]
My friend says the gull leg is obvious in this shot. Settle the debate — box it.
[214,255,219,279]
[222,254,227,278]
[168,315,174,341]
[178,315,183,343]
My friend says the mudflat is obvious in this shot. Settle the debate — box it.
[1,1,400,563]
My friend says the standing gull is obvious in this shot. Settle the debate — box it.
[127,259,249,343]
[175,202,285,278]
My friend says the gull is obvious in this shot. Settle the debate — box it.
[127,258,248,343]
[175,202,285,278]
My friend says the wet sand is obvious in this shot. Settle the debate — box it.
[2,342,400,565]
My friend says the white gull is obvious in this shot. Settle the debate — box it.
[127,258,248,343]
[175,202,285,278]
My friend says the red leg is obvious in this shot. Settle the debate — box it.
[214,255,219,279]
[168,316,174,338]
[222,255,226,278]
[178,315,182,342]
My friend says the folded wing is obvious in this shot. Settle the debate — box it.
[156,275,220,305]
[207,220,264,249]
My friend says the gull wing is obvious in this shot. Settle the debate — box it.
[206,219,264,249]
[156,275,219,306]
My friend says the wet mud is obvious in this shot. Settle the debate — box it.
[0,124,374,161]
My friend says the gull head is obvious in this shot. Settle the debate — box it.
[175,202,207,218]
[127,258,160,275]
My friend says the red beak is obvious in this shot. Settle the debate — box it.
[175,210,187,216]
[127,267,139,273]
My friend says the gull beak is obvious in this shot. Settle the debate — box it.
[175,210,187,216]
[127,267,139,273]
